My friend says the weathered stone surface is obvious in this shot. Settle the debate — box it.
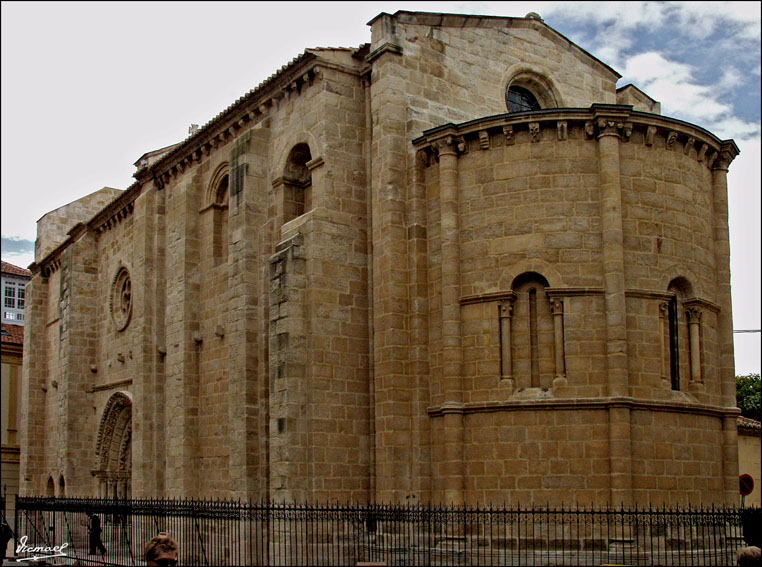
[20,11,739,508]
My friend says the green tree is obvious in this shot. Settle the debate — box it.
[736,373,761,421]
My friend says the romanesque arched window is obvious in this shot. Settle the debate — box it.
[207,165,230,266]
[283,143,312,223]
[510,272,555,390]
[58,475,65,497]
[506,85,541,112]
[504,70,559,113]
[666,278,692,391]
[46,476,54,497]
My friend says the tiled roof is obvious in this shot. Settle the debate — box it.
[738,415,761,432]
[1,323,24,345]
[2,260,32,278]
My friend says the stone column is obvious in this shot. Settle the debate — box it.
[57,228,99,496]
[658,302,670,388]
[437,136,464,506]
[591,106,632,505]
[133,180,165,498]
[711,144,739,407]
[591,108,630,398]
[685,305,703,385]
[269,234,308,503]
[367,31,412,503]
[711,142,740,503]
[499,294,517,392]
[164,173,202,498]
[409,149,431,501]
[228,127,269,500]
[550,298,567,389]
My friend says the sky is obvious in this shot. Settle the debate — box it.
[1,1,760,375]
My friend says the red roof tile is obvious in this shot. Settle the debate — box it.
[2,261,32,277]
[738,416,761,432]
[1,323,24,345]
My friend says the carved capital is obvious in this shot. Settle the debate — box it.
[587,115,629,140]
[499,292,517,318]
[550,298,564,315]
[658,301,669,318]
[435,135,466,156]
[595,117,626,139]
[713,142,739,171]
[685,306,702,324]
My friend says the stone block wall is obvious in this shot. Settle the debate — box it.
[457,408,611,506]
[631,410,725,505]
[20,11,741,509]
[370,13,619,134]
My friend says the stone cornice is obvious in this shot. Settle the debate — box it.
[365,41,403,63]
[89,378,133,393]
[461,288,718,304]
[33,52,361,275]
[413,106,733,172]
[428,396,740,419]
[135,53,334,189]
[33,190,139,277]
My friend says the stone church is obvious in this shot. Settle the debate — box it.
[21,11,741,507]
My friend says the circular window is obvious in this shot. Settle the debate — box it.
[111,267,132,331]
[506,85,541,113]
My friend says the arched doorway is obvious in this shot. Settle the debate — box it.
[93,392,132,499]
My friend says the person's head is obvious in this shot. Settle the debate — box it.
[145,536,178,567]
[737,546,762,567]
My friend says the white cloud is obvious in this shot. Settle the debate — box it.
[668,1,761,41]
[541,1,669,31]
[718,67,744,92]
[619,51,760,140]
[541,1,760,41]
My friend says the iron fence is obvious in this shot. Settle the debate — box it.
[11,496,760,566]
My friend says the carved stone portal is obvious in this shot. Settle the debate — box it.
[93,392,132,499]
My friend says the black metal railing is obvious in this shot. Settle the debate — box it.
[13,496,760,566]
